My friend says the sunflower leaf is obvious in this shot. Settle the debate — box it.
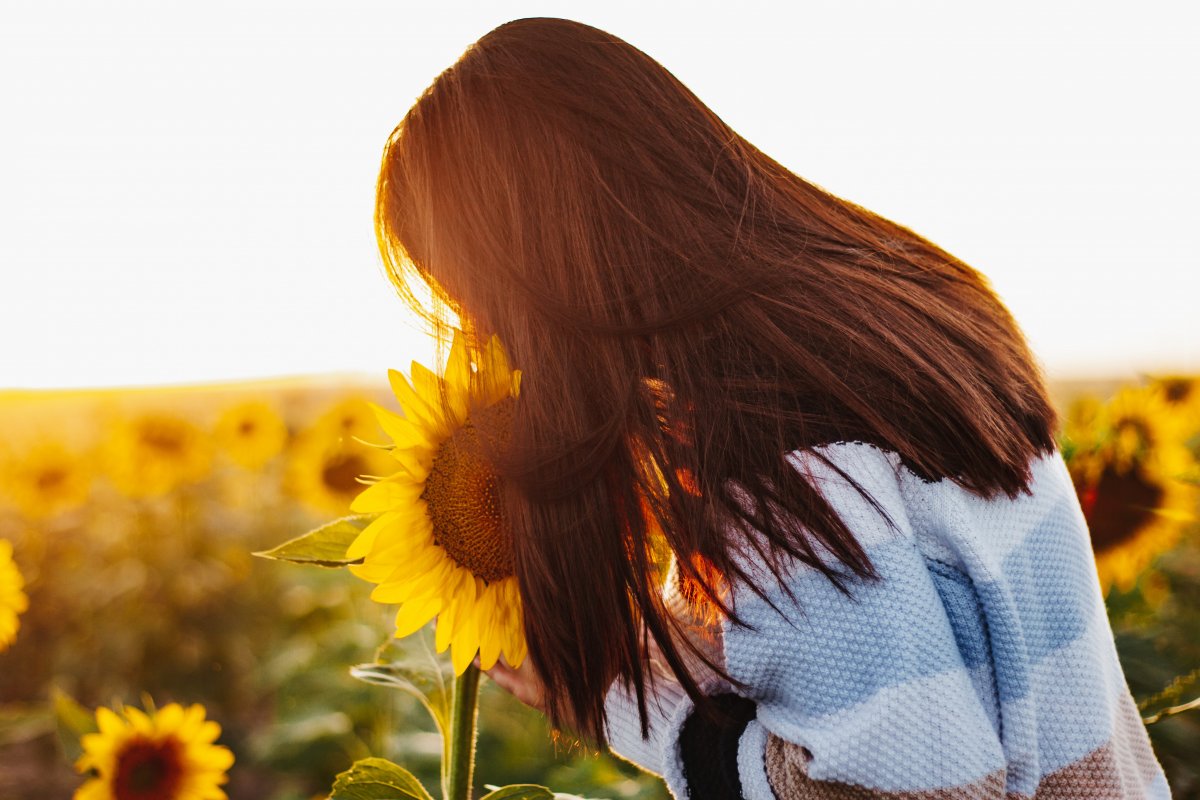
[350,626,453,754]
[329,757,434,800]
[478,786,555,800]
[51,688,97,764]
[0,705,53,748]
[253,514,379,567]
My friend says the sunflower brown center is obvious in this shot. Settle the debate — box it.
[1082,463,1166,553]
[139,422,186,454]
[113,736,184,800]
[37,468,67,492]
[1115,417,1155,448]
[1161,378,1194,405]
[421,398,514,583]
[323,452,368,495]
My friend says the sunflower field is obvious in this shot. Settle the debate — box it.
[0,372,1198,798]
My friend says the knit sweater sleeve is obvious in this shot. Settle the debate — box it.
[603,441,1171,799]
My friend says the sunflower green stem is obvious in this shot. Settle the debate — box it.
[444,663,481,800]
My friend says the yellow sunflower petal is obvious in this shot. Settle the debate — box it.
[371,557,455,604]
[477,586,504,670]
[394,595,442,638]
[410,363,455,436]
[497,585,518,661]
[364,533,441,573]
[190,719,224,753]
[450,590,484,674]
[405,558,462,602]
[125,706,153,735]
[177,703,207,739]
[435,604,458,654]
[368,540,447,585]
[502,580,528,667]
[507,644,527,672]
[347,509,431,562]
[155,702,184,734]
[349,477,423,515]
[440,334,472,425]
[507,623,528,668]
[346,512,397,561]
[200,738,235,770]
[435,572,476,653]
[444,331,471,397]
[368,402,435,451]
[74,778,109,800]
[435,611,456,654]
[95,706,126,736]
[479,334,515,406]
[483,334,512,376]
[347,559,404,583]
[77,733,116,768]
[388,367,446,436]
[388,446,433,482]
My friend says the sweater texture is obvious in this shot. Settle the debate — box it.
[602,440,1170,799]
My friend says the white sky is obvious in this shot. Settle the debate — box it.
[1,0,1197,389]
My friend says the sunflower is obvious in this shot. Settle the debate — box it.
[346,331,527,674]
[1,441,93,519]
[213,400,288,470]
[311,395,383,441]
[1146,373,1200,440]
[0,539,29,652]
[1096,385,1187,472]
[1067,385,1198,594]
[285,396,396,517]
[74,701,233,800]
[103,413,214,498]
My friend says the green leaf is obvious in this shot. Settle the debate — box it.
[479,786,555,800]
[253,514,379,567]
[0,704,53,747]
[52,689,97,763]
[329,757,435,800]
[350,627,453,764]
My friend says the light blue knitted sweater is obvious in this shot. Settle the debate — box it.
[603,441,1170,798]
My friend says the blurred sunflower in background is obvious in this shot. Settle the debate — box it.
[1065,385,1198,594]
[213,399,289,470]
[311,394,382,442]
[103,412,214,498]
[1146,373,1200,483]
[1100,386,1188,471]
[1147,373,1200,421]
[0,539,29,651]
[1,441,93,519]
[347,331,527,674]
[74,701,234,800]
[285,396,395,516]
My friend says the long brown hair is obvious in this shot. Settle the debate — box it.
[372,17,1059,746]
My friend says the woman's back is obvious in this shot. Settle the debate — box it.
[605,440,1170,798]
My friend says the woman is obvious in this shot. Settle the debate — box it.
[372,17,1169,799]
